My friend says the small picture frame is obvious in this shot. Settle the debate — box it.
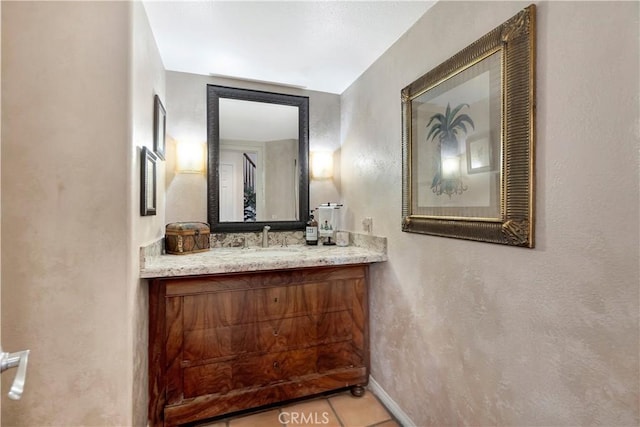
[141,146,157,216]
[153,95,166,160]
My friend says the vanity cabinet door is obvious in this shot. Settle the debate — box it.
[149,265,369,427]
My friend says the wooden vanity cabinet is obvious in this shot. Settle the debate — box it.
[148,265,370,427]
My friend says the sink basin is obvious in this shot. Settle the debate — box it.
[242,247,302,257]
[208,246,306,259]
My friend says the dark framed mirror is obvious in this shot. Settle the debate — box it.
[207,84,309,232]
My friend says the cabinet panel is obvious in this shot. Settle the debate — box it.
[317,341,363,373]
[316,280,353,313]
[183,291,249,329]
[183,362,232,398]
[317,310,353,343]
[183,327,233,361]
[165,297,184,405]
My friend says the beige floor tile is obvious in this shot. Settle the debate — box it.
[282,398,341,427]
[198,422,227,427]
[229,409,283,427]
[329,391,392,427]
[372,420,400,427]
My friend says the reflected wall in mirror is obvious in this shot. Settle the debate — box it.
[207,85,309,232]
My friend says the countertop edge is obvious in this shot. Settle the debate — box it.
[140,238,387,279]
[140,250,388,279]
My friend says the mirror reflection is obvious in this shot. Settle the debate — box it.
[219,99,299,222]
[207,85,309,232]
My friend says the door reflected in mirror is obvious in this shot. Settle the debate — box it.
[207,85,309,232]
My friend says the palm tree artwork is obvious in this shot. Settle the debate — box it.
[425,102,475,197]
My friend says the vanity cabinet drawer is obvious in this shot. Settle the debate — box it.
[149,266,370,427]
[183,315,317,361]
[182,281,352,329]
[252,285,315,320]
[183,347,317,398]
[231,347,317,389]
[181,286,309,329]
[230,315,317,355]
[183,310,352,362]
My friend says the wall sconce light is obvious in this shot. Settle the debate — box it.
[176,141,205,173]
[311,151,334,179]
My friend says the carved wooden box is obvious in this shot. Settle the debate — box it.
[165,222,210,255]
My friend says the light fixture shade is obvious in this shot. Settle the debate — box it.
[176,141,205,173]
[311,151,333,179]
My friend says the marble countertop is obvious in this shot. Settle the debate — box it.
[140,244,387,278]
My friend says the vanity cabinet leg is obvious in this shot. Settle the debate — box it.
[350,385,365,397]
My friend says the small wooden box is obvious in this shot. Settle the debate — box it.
[165,222,210,255]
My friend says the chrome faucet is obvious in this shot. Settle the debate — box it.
[262,225,271,248]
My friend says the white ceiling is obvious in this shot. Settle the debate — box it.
[220,98,298,141]
[142,1,436,94]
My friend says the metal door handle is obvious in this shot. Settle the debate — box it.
[0,348,30,400]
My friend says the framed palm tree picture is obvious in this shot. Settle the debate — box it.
[401,5,536,247]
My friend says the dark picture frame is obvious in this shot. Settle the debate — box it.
[153,95,166,160]
[401,5,536,247]
[141,146,157,216]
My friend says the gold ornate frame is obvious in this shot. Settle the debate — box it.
[401,5,536,247]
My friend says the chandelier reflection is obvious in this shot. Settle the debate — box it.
[432,154,467,198]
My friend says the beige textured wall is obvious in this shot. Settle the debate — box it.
[164,71,342,224]
[1,2,164,425]
[1,2,131,424]
[340,1,639,425]
[130,2,166,426]
[265,139,297,220]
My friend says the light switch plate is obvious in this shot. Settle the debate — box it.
[362,217,373,234]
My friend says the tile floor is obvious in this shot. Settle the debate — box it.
[195,389,400,427]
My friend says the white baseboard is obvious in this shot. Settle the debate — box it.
[368,376,416,427]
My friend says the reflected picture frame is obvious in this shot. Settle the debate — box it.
[153,94,166,160]
[141,146,157,216]
[401,5,536,248]
[466,132,492,174]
